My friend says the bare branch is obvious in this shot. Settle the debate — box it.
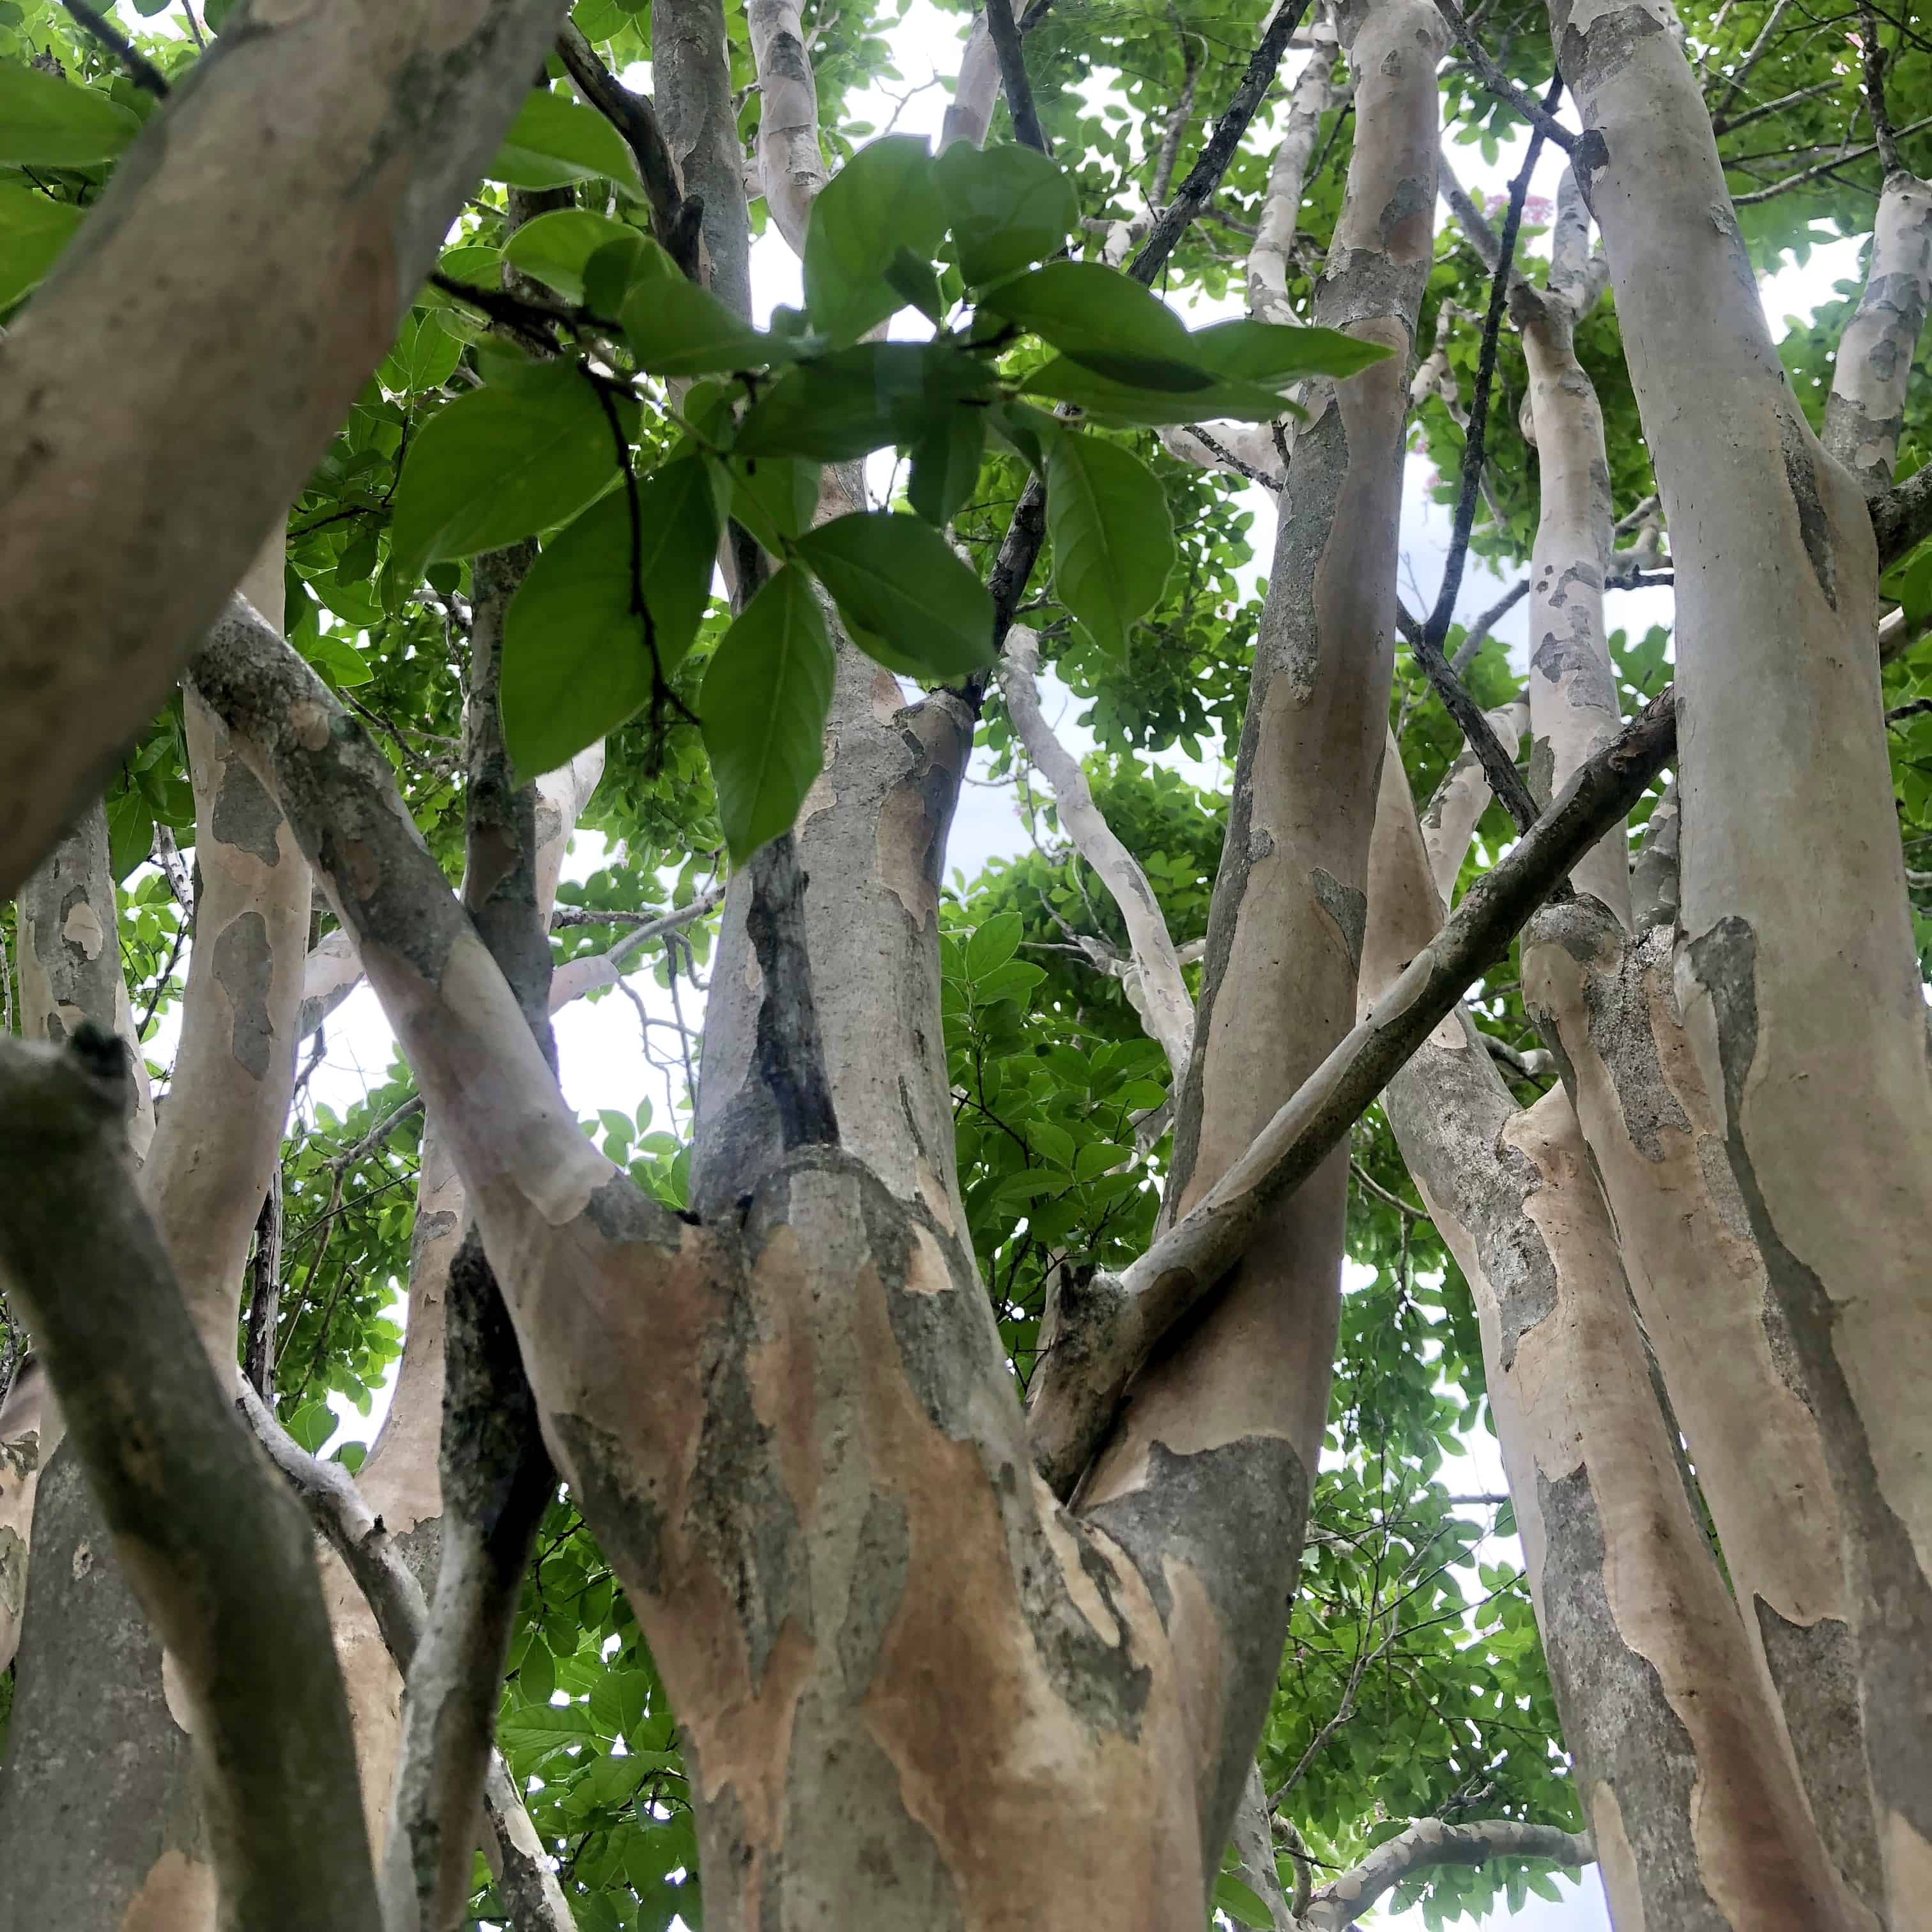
[1434,0,1576,151]
[748,0,830,252]
[57,1,171,98]
[1248,29,1349,325]
[1026,691,1676,1498]
[0,1030,378,1932]
[985,0,1050,153]
[1302,1817,1594,1929]
[1001,628,1194,1078]
[1855,0,1901,176]
[557,22,695,272]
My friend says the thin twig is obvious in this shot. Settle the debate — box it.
[1434,0,1575,151]
[59,0,171,97]
[1733,111,1932,203]
[985,0,1050,153]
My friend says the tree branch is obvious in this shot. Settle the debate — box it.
[1301,1817,1594,1929]
[1872,457,1932,566]
[556,22,694,271]
[1025,689,1676,1499]
[985,0,1050,153]
[1001,627,1194,1078]
[0,1029,378,1932]
[57,1,171,98]
[747,0,830,252]
[1434,0,1575,151]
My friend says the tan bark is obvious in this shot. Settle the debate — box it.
[1073,0,1445,1864]
[1418,700,1529,903]
[1550,3,1932,1890]
[0,1358,49,1676]
[1362,752,1869,1932]
[1246,26,1345,327]
[748,0,828,254]
[0,0,576,897]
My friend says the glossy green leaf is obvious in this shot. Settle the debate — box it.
[730,454,820,553]
[284,1399,335,1455]
[701,567,836,862]
[502,454,724,779]
[907,407,986,525]
[0,59,140,165]
[977,260,1200,387]
[966,911,1022,977]
[1023,356,1302,426]
[935,141,1078,288]
[388,362,628,582]
[1213,1873,1275,1929]
[0,187,82,309]
[795,512,995,678]
[504,208,637,303]
[105,785,153,882]
[735,342,997,462]
[302,632,373,688]
[583,231,654,318]
[1188,316,1392,384]
[378,314,462,396]
[489,87,644,196]
[1043,428,1175,656]
[623,274,774,375]
[802,134,945,344]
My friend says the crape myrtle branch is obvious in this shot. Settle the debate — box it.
[1025,687,1677,1499]
[556,23,695,270]
[57,1,171,98]
[1299,1817,1595,1930]
[1433,0,1575,151]
[236,1382,576,1932]
[0,1028,378,1932]
[985,0,1051,154]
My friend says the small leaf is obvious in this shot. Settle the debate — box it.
[1188,316,1392,384]
[803,134,945,345]
[1213,1873,1275,1930]
[1023,357,1303,427]
[907,408,986,525]
[885,245,946,323]
[502,454,723,778]
[730,455,820,553]
[735,341,997,463]
[489,86,645,197]
[0,187,82,309]
[0,60,140,166]
[301,632,373,688]
[504,207,638,303]
[623,274,774,376]
[965,911,1022,977]
[284,1399,335,1455]
[795,512,994,678]
[701,567,836,862]
[1043,429,1175,655]
[388,362,627,582]
[105,785,154,882]
[936,141,1078,288]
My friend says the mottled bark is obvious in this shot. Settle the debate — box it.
[0,0,576,894]
[0,1358,47,1676]
[654,0,753,316]
[16,801,155,1155]
[941,11,1003,150]
[1229,1764,1295,1931]
[1002,627,1194,1078]
[1510,168,1629,924]
[748,0,828,253]
[0,1035,376,1932]
[1361,755,1869,1932]
[191,602,1226,1931]
[1821,169,1932,494]
[1247,28,1346,327]
[1549,3,1932,1890]
[1300,1816,1592,1930]
[1073,0,1445,1868]
[1418,699,1528,903]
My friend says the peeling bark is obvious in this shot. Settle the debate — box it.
[0,0,576,895]
[655,0,753,316]
[748,0,828,254]
[1362,756,1869,1932]
[1549,3,1932,1889]
[1300,1816,1592,1930]
[0,1358,48,1677]
[1073,0,1445,1867]
[1247,28,1346,327]
[1419,699,1529,903]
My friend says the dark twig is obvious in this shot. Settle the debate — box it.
[1449,578,1528,676]
[1413,84,1560,834]
[985,0,1050,154]
[1732,112,1932,203]
[556,22,694,267]
[1857,5,1900,174]
[243,1170,283,1400]
[1873,458,1932,567]
[1435,0,1575,151]
[59,1,171,97]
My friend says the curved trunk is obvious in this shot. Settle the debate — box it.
[1363,751,1869,1932]
[1549,4,1932,1890]
[1077,0,1444,1864]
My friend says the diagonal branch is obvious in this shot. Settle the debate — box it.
[1001,628,1193,1078]
[1301,1818,1594,1930]
[1025,689,1676,1499]
[556,23,694,270]
[57,0,170,98]
[0,1029,378,1932]
[1434,0,1575,151]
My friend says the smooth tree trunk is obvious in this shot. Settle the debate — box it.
[1361,747,1869,1932]
[1549,4,1932,1896]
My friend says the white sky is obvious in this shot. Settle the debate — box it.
[138,6,1874,1920]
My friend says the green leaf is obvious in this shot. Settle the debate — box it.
[1213,1874,1275,1930]
[504,207,638,303]
[1043,429,1175,655]
[583,231,653,318]
[300,632,373,688]
[1188,317,1392,385]
[700,567,836,862]
[489,86,644,197]
[907,407,986,525]
[105,785,153,882]
[388,362,627,582]
[502,454,724,779]
[803,134,945,345]
[0,60,140,165]
[935,141,1078,288]
[285,1399,335,1455]
[978,260,1202,387]
[885,245,946,323]
[0,187,82,309]
[1022,356,1301,427]
[985,398,1058,473]
[729,454,820,553]
[623,274,775,376]
[378,314,462,396]
[965,911,1022,977]
[795,512,994,678]
[735,342,997,463]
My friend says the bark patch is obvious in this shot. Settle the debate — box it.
[210,752,285,865]
[1778,411,1839,611]
[210,909,275,1081]
[1311,868,1367,971]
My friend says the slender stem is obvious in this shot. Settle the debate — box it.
[1434,0,1574,150]
[985,0,1050,153]
[58,0,171,97]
